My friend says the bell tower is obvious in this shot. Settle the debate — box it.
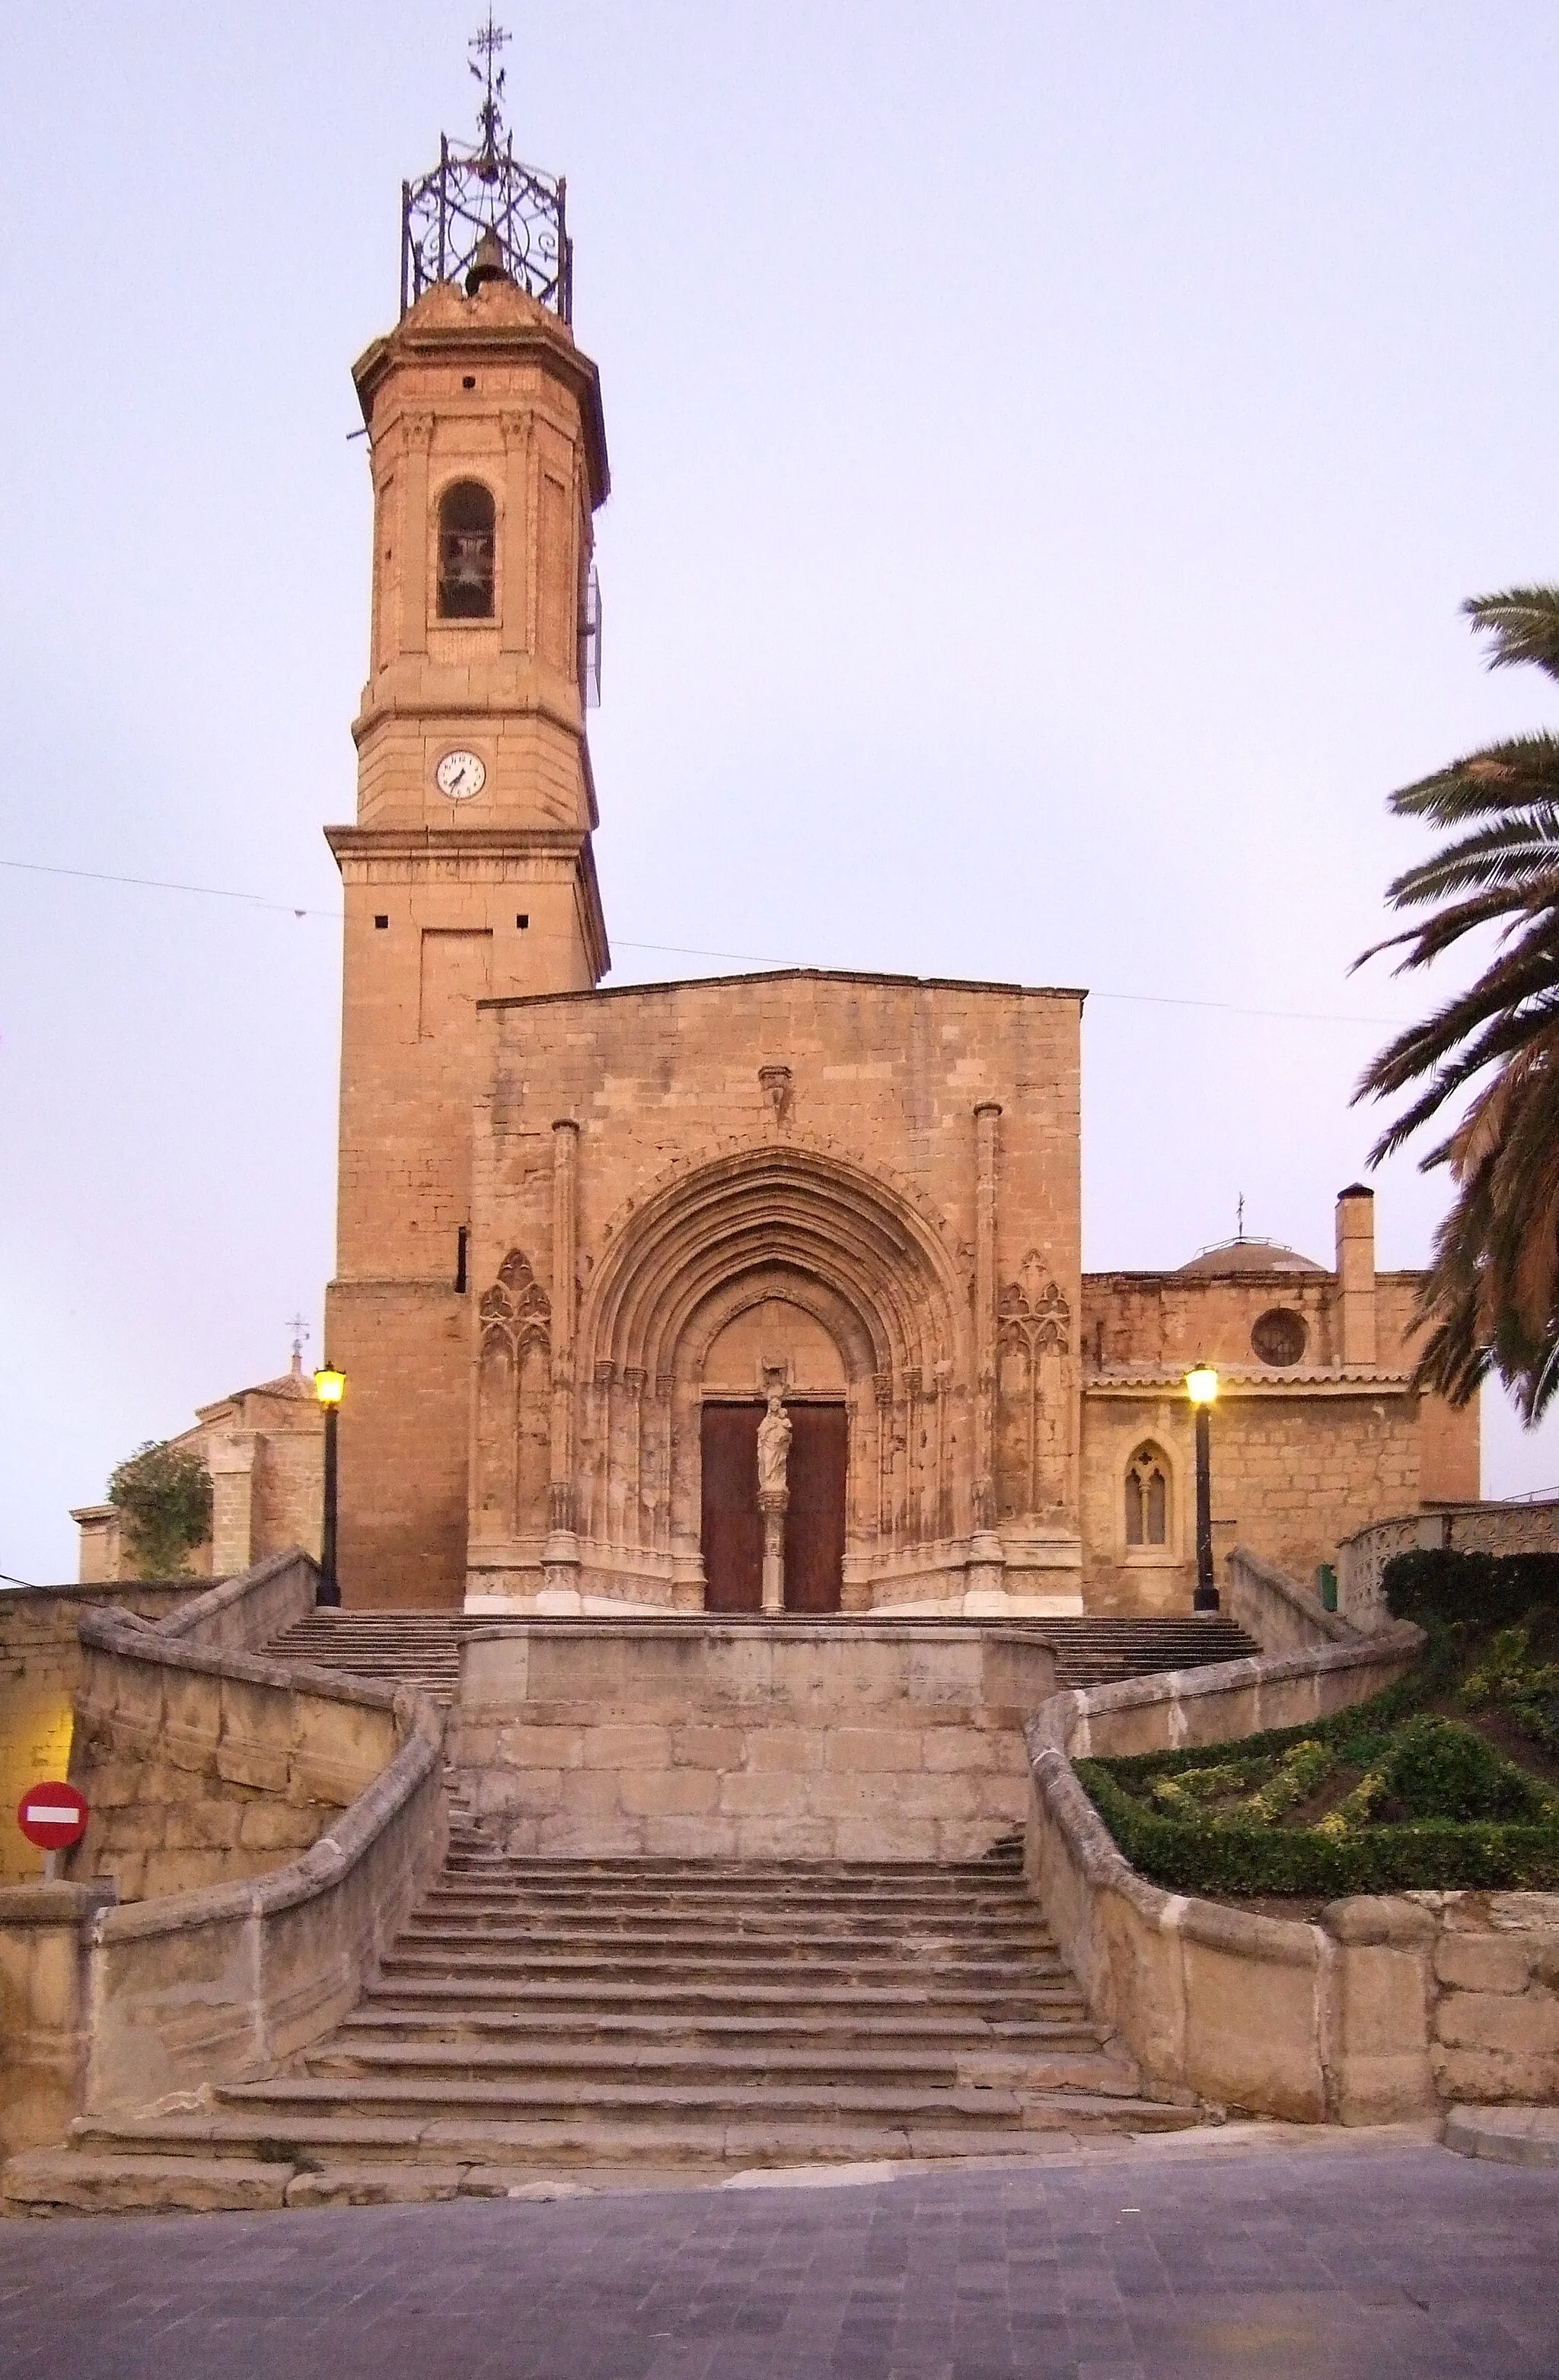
[325,22,610,1607]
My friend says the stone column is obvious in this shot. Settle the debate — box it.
[969,1101,1006,1607]
[498,410,530,655]
[544,1119,582,1597]
[399,413,434,657]
[759,1489,787,1614]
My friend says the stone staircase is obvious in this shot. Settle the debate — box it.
[261,1610,1261,1709]
[1041,1616,1258,1687]
[5,1831,1203,2213]
[266,1610,463,1703]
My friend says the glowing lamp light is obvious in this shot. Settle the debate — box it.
[314,1364,346,1407]
[1184,1362,1219,1408]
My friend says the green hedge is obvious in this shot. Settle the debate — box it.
[1069,1555,1559,1896]
[1073,1760,1559,1896]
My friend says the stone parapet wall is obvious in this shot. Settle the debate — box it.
[0,1884,118,2161]
[450,1620,1058,1862]
[1024,1575,1559,2120]
[1226,1544,1360,1655]
[1339,1502,1559,1632]
[77,1717,445,2122]
[0,1552,449,2157]
[0,1582,207,1885]
[66,1607,404,1904]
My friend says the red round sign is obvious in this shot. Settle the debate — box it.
[16,1779,88,1851]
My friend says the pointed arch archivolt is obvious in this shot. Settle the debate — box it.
[574,1143,972,1570]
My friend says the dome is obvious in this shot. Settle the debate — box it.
[1175,1237,1326,1278]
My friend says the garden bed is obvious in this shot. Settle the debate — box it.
[1076,1550,1559,1900]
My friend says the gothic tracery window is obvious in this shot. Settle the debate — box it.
[437,480,496,618]
[1124,1443,1169,1549]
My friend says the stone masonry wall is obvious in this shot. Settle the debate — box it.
[450,1623,1059,1862]
[1081,1388,1422,1614]
[64,1633,401,1903]
[0,1585,202,1884]
[1421,1892,1559,2105]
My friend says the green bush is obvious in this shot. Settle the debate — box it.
[1385,1715,1545,1823]
[107,1439,213,1579]
[1384,1547,1559,1629]
[1071,1556,1559,1895]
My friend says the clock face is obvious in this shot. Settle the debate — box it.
[435,748,486,801]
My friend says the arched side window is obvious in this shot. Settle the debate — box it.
[437,480,496,618]
[1124,1443,1169,1548]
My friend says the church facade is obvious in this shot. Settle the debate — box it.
[312,126,1478,1622]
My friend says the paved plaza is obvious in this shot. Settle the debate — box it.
[2,2130,1554,2380]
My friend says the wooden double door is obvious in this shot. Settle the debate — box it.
[700,1401,846,1614]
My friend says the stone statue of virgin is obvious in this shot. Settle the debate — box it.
[756,1388,792,1498]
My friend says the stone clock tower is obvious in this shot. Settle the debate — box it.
[324,57,610,1606]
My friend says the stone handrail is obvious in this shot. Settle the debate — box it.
[0,1554,448,2158]
[1023,1607,1434,2124]
[154,1544,319,1652]
[1225,1544,1360,1653]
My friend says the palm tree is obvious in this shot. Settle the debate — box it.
[1355,588,1559,1420]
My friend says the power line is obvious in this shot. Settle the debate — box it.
[1,856,1412,1028]
[0,856,330,918]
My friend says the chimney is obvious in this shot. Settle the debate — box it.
[1335,1184,1376,1368]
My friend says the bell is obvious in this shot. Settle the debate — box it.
[465,228,512,295]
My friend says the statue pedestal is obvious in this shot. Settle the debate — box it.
[758,1487,788,1614]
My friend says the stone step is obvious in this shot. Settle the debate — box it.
[303,2040,1114,2086]
[395,1938,1068,1970]
[397,1916,1063,1953]
[212,2075,1138,2127]
[419,1885,1051,1920]
[332,2007,1100,2048]
[374,1951,1076,1993]
[4,2088,1200,2210]
[359,1976,1088,2018]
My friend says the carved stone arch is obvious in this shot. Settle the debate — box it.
[575,1145,971,1574]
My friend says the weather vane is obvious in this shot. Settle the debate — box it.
[470,11,511,170]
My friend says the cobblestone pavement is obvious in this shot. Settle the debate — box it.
[2,2132,1556,2380]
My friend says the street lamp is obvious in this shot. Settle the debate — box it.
[313,1363,346,1607]
[1184,1361,1219,1612]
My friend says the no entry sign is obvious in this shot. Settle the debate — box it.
[16,1779,88,1852]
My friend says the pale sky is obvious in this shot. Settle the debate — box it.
[5,2,1559,1582]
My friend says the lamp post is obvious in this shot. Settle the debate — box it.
[313,1363,345,1607]
[1184,1361,1219,1612]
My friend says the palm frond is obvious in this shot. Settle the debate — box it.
[1356,585,1559,1421]
[1466,588,1559,680]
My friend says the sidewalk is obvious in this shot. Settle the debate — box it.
[2,2125,1554,2378]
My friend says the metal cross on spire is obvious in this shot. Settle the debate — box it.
[469,10,511,169]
